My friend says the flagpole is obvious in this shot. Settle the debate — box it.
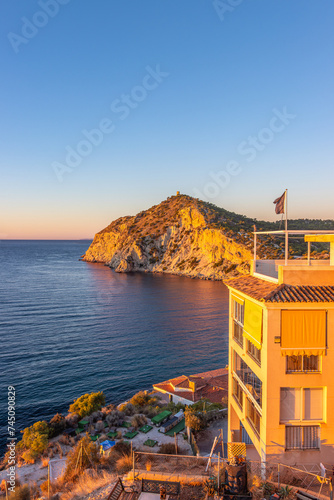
[285,189,288,265]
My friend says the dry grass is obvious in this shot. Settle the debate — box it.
[55,441,63,457]
[53,470,116,500]
[115,454,133,473]
[40,457,49,468]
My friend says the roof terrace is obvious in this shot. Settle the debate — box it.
[252,231,334,286]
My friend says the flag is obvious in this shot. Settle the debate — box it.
[273,191,286,214]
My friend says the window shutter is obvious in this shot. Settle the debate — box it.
[243,300,263,349]
[281,310,326,356]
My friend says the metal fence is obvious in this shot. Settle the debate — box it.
[132,452,333,498]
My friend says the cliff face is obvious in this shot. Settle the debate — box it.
[83,195,254,280]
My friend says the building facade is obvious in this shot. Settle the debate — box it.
[226,236,334,464]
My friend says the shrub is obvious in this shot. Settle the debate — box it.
[69,392,105,418]
[0,480,6,493]
[279,485,293,499]
[131,414,147,429]
[63,434,99,481]
[20,421,49,462]
[141,405,159,418]
[8,484,30,500]
[41,457,49,468]
[165,401,185,413]
[119,403,135,416]
[115,454,132,473]
[106,410,123,427]
[129,391,152,407]
[49,413,66,438]
[40,480,49,496]
[184,409,205,432]
[111,440,131,456]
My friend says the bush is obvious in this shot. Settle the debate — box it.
[69,392,105,418]
[20,421,49,462]
[191,399,223,412]
[8,484,30,500]
[165,401,185,413]
[111,440,131,456]
[40,480,49,496]
[131,414,147,429]
[63,434,99,481]
[106,410,123,427]
[118,403,135,416]
[130,391,156,407]
[49,413,66,438]
[115,454,133,473]
[141,405,159,418]
[184,409,205,432]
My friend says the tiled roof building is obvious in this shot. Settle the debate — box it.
[227,233,334,465]
[153,368,228,405]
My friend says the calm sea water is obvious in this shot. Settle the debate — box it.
[0,240,229,454]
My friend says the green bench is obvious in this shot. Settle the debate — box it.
[139,424,153,433]
[107,431,118,439]
[90,434,101,442]
[124,431,138,439]
[121,421,131,428]
[144,439,158,447]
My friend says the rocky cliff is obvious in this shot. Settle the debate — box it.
[82,195,256,280]
[83,194,334,279]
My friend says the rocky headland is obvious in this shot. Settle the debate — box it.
[82,194,334,280]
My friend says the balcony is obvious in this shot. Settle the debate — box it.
[252,231,334,285]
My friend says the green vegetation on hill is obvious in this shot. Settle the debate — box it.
[18,421,49,462]
[69,391,105,418]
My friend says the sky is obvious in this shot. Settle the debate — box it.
[1,0,334,239]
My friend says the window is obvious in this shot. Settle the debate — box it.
[280,388,323,422]
[232,377,243,409]
[233,351,262,408]
[233,321,243,346]
[285,425,320,450]
[232,298,244,347]
[247,339,261,365]
[232,299,244,325]
[286,355,319,373]
[246,397,261,435]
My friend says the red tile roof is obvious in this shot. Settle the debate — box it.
[225,275,278,300]
[153,368,228,404]
[226,276,334,303]
[266,284,334,303]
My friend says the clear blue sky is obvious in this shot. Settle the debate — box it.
[1,0,333,238]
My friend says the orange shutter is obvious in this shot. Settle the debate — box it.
[281,310,326,356]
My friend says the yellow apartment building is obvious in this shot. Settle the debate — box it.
[226,233,334,465]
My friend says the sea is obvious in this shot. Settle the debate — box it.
[0,240,229,455]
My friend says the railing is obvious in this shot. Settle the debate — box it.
[131,452,332,498]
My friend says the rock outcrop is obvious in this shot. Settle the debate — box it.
[82,195,255,280]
